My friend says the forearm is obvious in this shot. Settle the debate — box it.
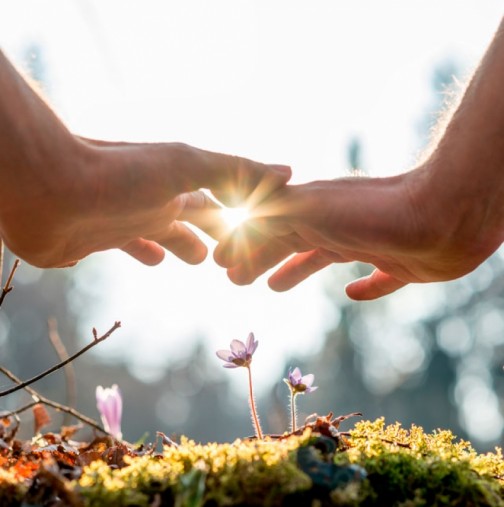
[418,17,504,255]
[0,49,93,263]
[0,50,84,205]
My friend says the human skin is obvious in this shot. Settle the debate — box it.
[0,50,291,268]
[214,17,504,300]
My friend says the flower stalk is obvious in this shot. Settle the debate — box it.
[216,332,264,440]
[247,364,263,440]
[284,367,318,433]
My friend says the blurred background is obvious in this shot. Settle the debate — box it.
[1,1,504,451]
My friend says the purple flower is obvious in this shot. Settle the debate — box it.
[216,332,258,368]
[284,367,318,395]
[96,384,123,440]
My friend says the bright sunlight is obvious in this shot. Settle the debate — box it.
[220,206,251,230]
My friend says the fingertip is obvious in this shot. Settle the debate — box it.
[185,244,208,265]
[213,243,229,268]
[227,267,255,286]
[345,271,408,300]
[344,281,368,301]
[122,239,166,266]
[267,273,294,292]
[268,164,292,182]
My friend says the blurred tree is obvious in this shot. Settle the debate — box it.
[347,137,364,174]
[22,43,48,92]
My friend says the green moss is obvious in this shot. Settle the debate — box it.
[332,418,504,506]
[77,431,313,506]
[3,419,504,506]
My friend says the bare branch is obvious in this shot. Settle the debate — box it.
[48,317,77,425]
[0,366,108,434]
[0,400,39,418]
[0,238,4,287]
[0,321,121,397]
[0,258,20,308]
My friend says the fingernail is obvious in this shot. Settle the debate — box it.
[269,164,292,177]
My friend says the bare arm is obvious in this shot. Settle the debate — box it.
[215,17,504,300]
[0,49,291,268]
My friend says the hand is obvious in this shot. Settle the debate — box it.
[214,164,503,300]
[0,138,291,268]
[0,50,291,268]
[215,17,504,300]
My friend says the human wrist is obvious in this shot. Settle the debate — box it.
[413,145,504,273]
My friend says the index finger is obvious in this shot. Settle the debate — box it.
[163,144,292,205]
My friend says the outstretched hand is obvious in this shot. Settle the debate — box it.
[0,137,291,268]
[0,50,291,268]
[216,17,504,300]
[214,166,503,300]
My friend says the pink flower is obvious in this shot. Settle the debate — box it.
[96,384,123,440]
[285,367,318,395]
[216,333,263,439]
[216,332,258,368]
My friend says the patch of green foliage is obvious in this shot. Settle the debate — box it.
[77,431,313,506]
[2,419,504,506]
[332,418,504,506]
[76,419,504,506]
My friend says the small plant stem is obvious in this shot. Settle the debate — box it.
[0,258,20,308]
[0,400,39,418]
[246,365,263,440]
[290,392,297,433]
[0,238,4,286]
[0,321,121,397]
[48,317,77,425]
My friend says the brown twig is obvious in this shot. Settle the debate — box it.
[0,258,20,308]
[48,317,77,425]
[0,238,4,287]
[0,321,121,397]
[0,400,39,418]
[0,366,108,434]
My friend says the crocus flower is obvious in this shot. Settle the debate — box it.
[284,367,318,433]
[96,384,123,440]
[216,332,258,368]
[285,367,318,395]
[216,333,263,440]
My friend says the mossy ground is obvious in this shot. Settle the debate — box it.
[1,418,504,506]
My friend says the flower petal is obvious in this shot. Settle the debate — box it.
[96,385,123,439]
[301,374,314,387]
[223,363,239,368]
[246,333,258,355]
[230,339,246,356]
[216,349,233,361]
[290,367,302,383]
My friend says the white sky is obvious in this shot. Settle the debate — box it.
[1,1,503,393]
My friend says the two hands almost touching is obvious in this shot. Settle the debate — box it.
[2,15,503,302]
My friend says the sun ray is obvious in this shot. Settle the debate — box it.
[220,206,250,231]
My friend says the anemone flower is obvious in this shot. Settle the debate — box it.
[216,333,263,439]
[284,367,318,432]
[216,332,258,369]
[96,384,123,440]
